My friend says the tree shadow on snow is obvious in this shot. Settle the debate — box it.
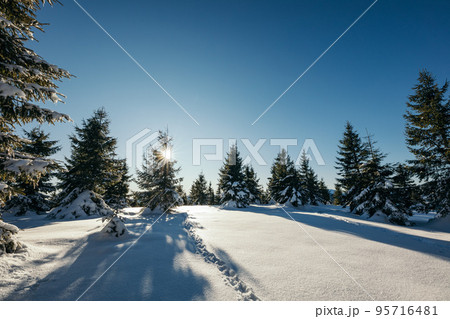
[245,206,450,261]
[6,213,210,301]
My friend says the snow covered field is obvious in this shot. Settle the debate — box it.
[1,205,449,301]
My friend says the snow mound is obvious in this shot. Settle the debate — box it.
[220,201,239,209]
[1,193,51,216]
[48,189,113,219]
[0,220,23,255]
[139,206,169,216]
[365,211,389,223]
[426,214,450,232]
[101,212,127,237]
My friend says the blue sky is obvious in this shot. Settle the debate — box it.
[28,0,450,191]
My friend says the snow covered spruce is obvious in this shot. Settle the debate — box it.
[217,145,262,208]
[135,130,183,213]
[0,220,22,255]
[45,108,129,219]
[0,0,72,253]
[268,150,329,207]
[101,210,127,237]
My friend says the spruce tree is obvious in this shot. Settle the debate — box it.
[58,108,117,198]
[268,149,303,206]
[217,144,249,208]
[0,0,71,253]
[136,130,183,211]
[175,184,188,205]
[352,135,409,224]
[391,163,417,213]
[244,165,263,204]
[50,109,128,218]
[318,178,331,204]
[103,159,130,209]
[298,152,320,205]
[190,173,208,205]
[2,127,61,215]
[333,184,344,206]
[207,182,216,205]
[335,122,369,210]
[404,70,449,216]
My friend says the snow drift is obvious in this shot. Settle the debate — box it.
[48,189,114,219]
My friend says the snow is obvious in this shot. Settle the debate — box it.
[0,81,26,99]
[0,205,449,300]
[0,221,20,234]
[0,183,8,192]
[48,189,114,219]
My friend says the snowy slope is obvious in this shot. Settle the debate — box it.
[0,209,236,300]
[1,205,449,301]
[181,205,450,301]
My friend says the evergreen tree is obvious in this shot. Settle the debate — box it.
[404,70,450,216]
[175,184,188,205]
[0,0,71,253]
[217,144,249,208]
[2,127,61,215]
[298,152,320,205]
[352,135,409,224]
[190,173,208,205]
[335,122,369,210]
[57,108,118,199]
[104,159,130,209]
[261,188,272,204]
[333,184,344,206]
[207,182,216,205]
[136,130,183,211]
[318,178,331,204]
[391,163,417,213]
[244,165,263,204]
[215,187,221,205]
[268,149,304,206]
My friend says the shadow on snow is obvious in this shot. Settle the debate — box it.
[241,205,450,261]
[6,213,210,301]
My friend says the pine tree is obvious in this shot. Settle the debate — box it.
[190,173,208,205]
[298,152,320,205]
[318,178,331,204]
[2,127,61,215]
[207,182,216,205]
[57,108,118,198]
[333,184,344,206]
[391,163,417,213]
[268,149,304,206]
[261,188,272,204]
[50,109,129,218]
[217,144,249,208]
[244,165,263,204]
[136,130,183,211]
[352,135,409,224]
[335,122,369,210]
[104,159,130,209]
[404,70,449,216]
[0,0,71,253]
[175,184,188,205]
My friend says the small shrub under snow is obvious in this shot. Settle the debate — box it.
[101,211,127,237]
[0,221,23,255]
[48,188,114,219]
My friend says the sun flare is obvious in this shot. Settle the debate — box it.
[162,148,172,161]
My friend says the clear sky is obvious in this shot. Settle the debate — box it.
[27,0,450,191]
